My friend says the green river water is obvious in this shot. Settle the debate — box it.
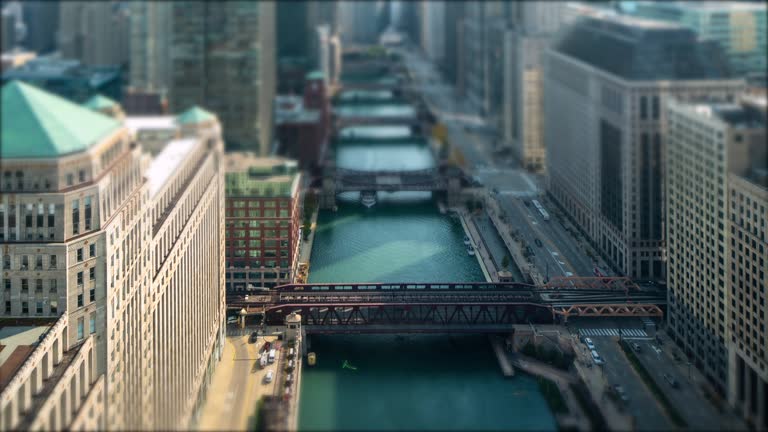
[297,106,557,431]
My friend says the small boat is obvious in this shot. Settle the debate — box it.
[463,236,471,246]
[467,246,476,256]
[361,191,377,208]
[307,352,317,366]
[342,360,358,371]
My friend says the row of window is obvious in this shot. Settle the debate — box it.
[3,278,57,293]
[4,300,58,315]
[227,230,289,239]
[226,209,290,218]
[226,239,289,248]
[229,200,289,208]
[226,249,289,258]
[227,220,290,229]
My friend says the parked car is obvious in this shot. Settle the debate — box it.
[613,385,629,402]
[264,370,274,384]
[663,373,679,388]
[630,342,642,352]
[583,337,596,350]
[534,238,543,248]
[591,350,604,365]
[248,332,258,344]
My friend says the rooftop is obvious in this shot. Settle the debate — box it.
[146,138,199,197]
[553,13,732,80]
[275,95,321,124]
[1,80,122,159]
[177,105,216,125]
[0,319,57,392]
[225,154,300,198]
[123,115,177,134]
[3,57,121,88]
[83,94,118,110]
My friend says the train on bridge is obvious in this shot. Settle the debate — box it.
[227,278,666,333]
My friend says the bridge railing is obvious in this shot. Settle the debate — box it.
[271,282,539,293]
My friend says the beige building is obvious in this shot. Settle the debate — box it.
[0,80,226,430]
[667,96,766,428]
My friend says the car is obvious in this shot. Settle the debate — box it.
[613,385,629,402]
[264,370,274,384]
[248,332,258,344]
[534,238,543,247]
[583,337,596,350]
[630,342,642,352]
[663,373,679,388]
[591,350,604,365]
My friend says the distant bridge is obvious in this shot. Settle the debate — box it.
[334,114,421,129]
[335,168,445,192]
[228,278,666,333]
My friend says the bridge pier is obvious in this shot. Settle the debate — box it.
[320,163,337,210]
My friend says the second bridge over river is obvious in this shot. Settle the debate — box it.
[229,278,666,333]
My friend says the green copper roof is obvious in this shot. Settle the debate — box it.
[177,106,216,125]
[1,80,122,159]
[306,70,325,81]
[83,94,118,110]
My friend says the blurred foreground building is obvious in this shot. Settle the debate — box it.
[224,156,302,293]
[544,12,743,282]
[666,95,766,428]
[0,80,226,430]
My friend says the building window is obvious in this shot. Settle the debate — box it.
[89,244,96,257]
[35,279,43,292]
[79,170,86,182]
[50,279,57,293]
[50,255,57,268]
[77,317,84,340]
[77,271,83,286]
[4,301,10,313]
[72,200,80,235]
[89,314,96,334]
[21,279,28,292]
[48,203,55,227]
[21,301,28,314]
[36,301,44,314]
[84,196,92,230]
[2,255,9,269]
[77,294,84,307]
[3,279,9,291]
[67,173,74,186]
[21,255,28,270]
[50,301,57,315]
[89,288,95,302]
[77,248,84,262]
[89,267,95,281]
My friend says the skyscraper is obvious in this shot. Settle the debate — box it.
[666,96,766,427]
[0,80,226,430]
[170,1,276,155]
[544,12,743,281]
[502,1,566,172]
[58,1,130,67]
[129,1,172,94]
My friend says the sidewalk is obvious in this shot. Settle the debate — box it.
[486,195,544,285]
[455,207,497,282]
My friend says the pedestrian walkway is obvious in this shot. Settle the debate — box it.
[579,328,648,338]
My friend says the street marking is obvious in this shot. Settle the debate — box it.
[579,328,648,337]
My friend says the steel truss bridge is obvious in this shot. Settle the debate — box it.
[228,278,665,333]
[334,168,445,192]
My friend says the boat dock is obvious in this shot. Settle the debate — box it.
[490,336,515,377]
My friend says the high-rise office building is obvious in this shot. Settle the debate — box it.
[58,1,130,67]
[170,1,276,155]
[667,96,766,427]
[544,12,743,281]
[20,0,59,55]
[224,155,302,292]
[0,80,226,430]
[442,1,465,88]
[128,1,172,94]
[630,2,767,80]
[338,1,379,44]
[460,1,505,116]
[418,1,445,68]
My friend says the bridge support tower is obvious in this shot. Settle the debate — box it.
[320,163,337,209]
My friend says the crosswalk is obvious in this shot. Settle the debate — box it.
[579,328,648,337]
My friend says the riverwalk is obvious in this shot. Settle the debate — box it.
[455,207,496,282]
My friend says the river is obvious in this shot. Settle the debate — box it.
[297,100,557,430]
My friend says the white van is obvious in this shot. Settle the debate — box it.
[268,349,276,363]
[288,348,295,358]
